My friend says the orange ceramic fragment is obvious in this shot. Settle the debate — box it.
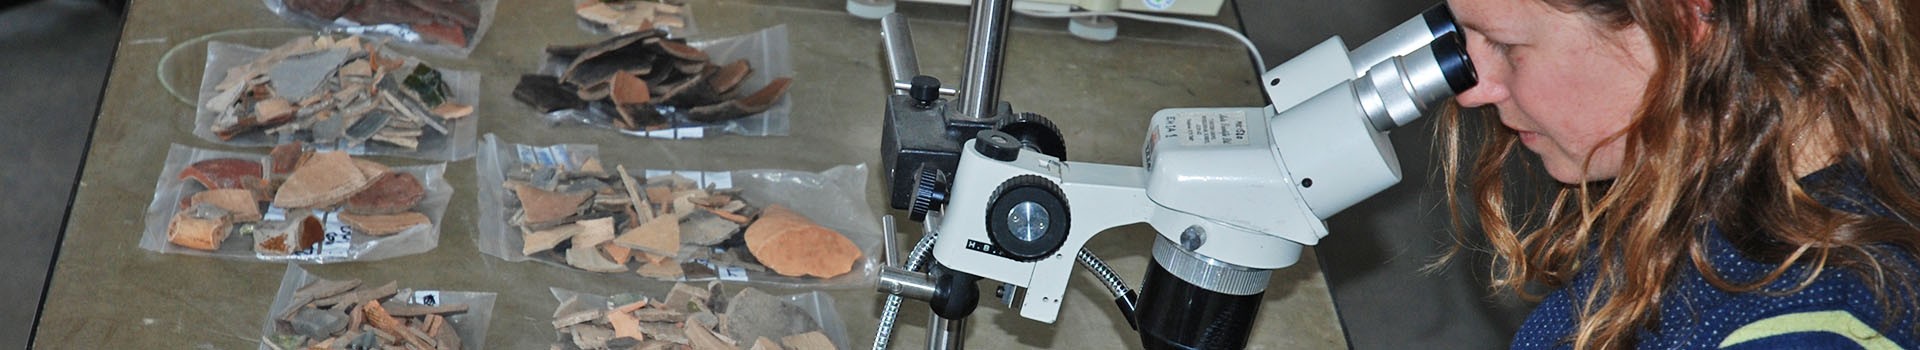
[431,103,474,119]
[684,319,730,350]
[180,158,265,190]
[351,159,389,179]
[412,22,468,48]
[361,301,431,349]
[613,216,679,256]
[254,98,296,125]
[751,337,780,350]
[611,71,651,106]
[638,251,668,264]
[339,212,430,236]
[269,142,307,175]
[644,186,674,212]
[509,182,593,226]
[346,172,424,215]
[603,242,633,265]
[608,308,644,342]
[703,207,750,224]
[635,260,683,279]
[273,152,372,209]
[781,331,835,350]
[166,205,231,251]
[744,205,862,278]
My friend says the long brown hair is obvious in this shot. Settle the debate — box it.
[1439,0,1920,348]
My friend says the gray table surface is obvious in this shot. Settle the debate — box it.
[35,0,1346,348]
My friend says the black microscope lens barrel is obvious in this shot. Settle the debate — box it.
[1422,3,1459,38]
[1137,258,1263,350]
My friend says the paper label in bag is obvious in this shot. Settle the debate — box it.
[515,144,572,169]
[699,172,732,188]
[638,127,705,139]
[410,291,443,306]
[641,170,732,188]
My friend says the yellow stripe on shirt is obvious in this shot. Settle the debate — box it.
[1718,310,1900,349]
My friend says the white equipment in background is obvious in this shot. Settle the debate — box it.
[847,0,1228,41]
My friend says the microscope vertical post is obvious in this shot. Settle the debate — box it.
[928,314,967,349]
[956,0,1014,121]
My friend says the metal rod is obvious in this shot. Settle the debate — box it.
[878,267,938,301]
[928,315,967,350]
[881,215,900,267]
[881,13,920,95]
[955,0,1014,121]
[892,81,959,96]
[873,212,945,350]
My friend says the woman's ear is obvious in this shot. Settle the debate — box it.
[1686,0,1714,43]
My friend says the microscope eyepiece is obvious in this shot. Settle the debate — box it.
[1431,31,1478,95]
[1355,28,1479,131]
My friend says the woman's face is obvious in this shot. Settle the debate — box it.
[1450,0,1659,183]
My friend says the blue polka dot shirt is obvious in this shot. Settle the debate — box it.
[1510,164,1920,349]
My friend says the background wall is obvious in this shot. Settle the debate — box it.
[1233,1,1541,348]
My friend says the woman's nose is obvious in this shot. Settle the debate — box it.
[1454,80,1507,108]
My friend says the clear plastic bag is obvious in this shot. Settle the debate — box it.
[262,0,498,58]
[571,0,700,38]
[194,37,482,161]
[260,264,496,350]
[547,286,849,350]
[531,24,793,139]
[475,135,880,289]
[138,144,453,263]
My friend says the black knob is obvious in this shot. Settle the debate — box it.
[909,75,941,108]
[996,112,1067,160]
[974,130,1023,162]
[985,175,1071,262]
[908,164,950,222]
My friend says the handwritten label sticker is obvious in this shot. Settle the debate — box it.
[717,267,749,281]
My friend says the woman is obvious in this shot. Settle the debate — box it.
[1442,0,1920,348]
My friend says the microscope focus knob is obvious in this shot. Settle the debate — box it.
[985,175,1071,261]
[996,112,1067,160]
[909,75,942,107]
[908,164,950,222]
[974,130,1023,162]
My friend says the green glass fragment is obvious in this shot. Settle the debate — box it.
[403,64,451,107]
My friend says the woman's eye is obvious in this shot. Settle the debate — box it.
[1487,41,1512,55]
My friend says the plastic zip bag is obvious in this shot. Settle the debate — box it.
[262,0,498,58]
[475,135,880,289]
[572,0,700,38]
[529,25,792,139]
[548,286,849,350]
[138,144,452,263]
[260,264,495,349]
[194,36,482,161]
